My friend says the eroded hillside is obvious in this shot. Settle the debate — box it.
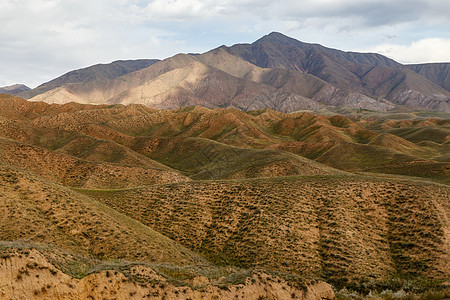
[81,176,450,288]
[0,94,449,298]
[0,247,334,300]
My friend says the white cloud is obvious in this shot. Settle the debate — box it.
[0,0,185,87]
[139,0,276,22]
[366,38,450,64]
[139,0,450,26]
[143,0,220,21]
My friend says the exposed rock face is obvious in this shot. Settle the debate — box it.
[406,63,450,92]
[0,249,335,300]
[390,89,450,112]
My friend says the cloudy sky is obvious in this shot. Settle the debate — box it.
[1,0,450,88]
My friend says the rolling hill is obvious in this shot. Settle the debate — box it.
[2,94,448,183]
[81,175,450,289]
[0,164,202,264]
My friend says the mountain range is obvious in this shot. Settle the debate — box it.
[5,32,449,113]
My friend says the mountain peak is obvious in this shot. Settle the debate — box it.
[267,31,288,38]
[256,31,303,45]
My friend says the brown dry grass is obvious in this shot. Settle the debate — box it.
[0,164,202,265]
[80,175,450,287]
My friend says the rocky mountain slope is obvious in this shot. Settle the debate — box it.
[406,63,450,92]
[0,84,30,96]
[21,32,450,112]
[226,32,450,112]
[19,59,159,99]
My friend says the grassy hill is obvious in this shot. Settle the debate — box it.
[0,138,188,189]
[2,94,448,183]
[80,175,450,289]
[0,164,202,264]
[0,94,449,298]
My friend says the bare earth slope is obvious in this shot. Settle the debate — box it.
[0,247,334,300]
